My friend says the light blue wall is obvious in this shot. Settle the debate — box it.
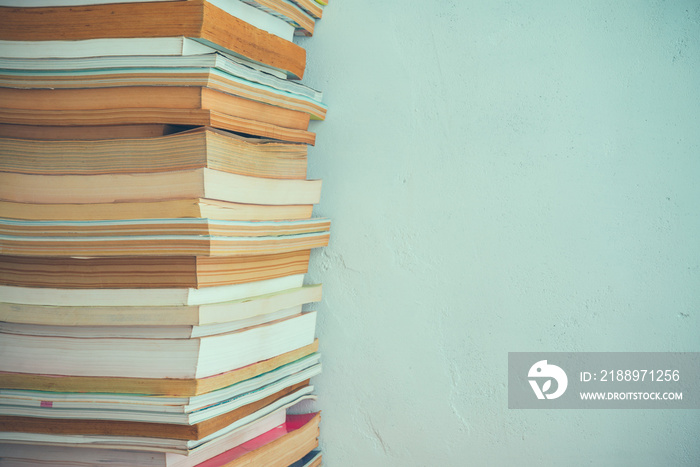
[298,1,700,465]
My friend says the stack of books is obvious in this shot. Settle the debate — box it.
[0,1,328,465]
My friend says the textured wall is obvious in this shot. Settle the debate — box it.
[298,1,700,465]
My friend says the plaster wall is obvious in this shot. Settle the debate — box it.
[298,1,700,465]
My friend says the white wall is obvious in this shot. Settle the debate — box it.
[298,1,700,465]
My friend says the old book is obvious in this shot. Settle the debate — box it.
[0,340,319,395]
[0,217,329,237]
[0,118,314,146]
[0,401,318,463]
[0,353,320,413]
[0,283,321,326]
[0,218,330,257]
[0,86,310,130]
[0,273,306,307]
[290,450,323,467]
[0,234,329,257]
[0,305,303,338]
[0,54,326,119]
[0,393,315,454]
[0,123,185,140]
[0,360,320,448]
[0,381,312,440]
[0,128,308,178]
[0,250,312,288]
[290,0,324,19]
[0,87,315,143]
[0,233,328,257]
[242,0,316,36]
[0,0,307,78]
[0,169,322,205]
[0,423,281,466]
[0,0,295,42]
[0,37,288,79]
[0,199,313,222]
[0,52,321,100]
[0,311,317,378]
[197,411,320,467]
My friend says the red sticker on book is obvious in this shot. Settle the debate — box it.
[40,401,53,408]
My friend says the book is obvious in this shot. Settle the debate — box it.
[0,283,321,326]
[290,450,323,467]
[0,393,316,454]
[0,38,288,79]
[0,381,312,440]
[0,0,307,78]
[0,0,295,42]
[0,199,314,222]
[0,54,327,120]
[0,233,328,257]
[0,86,310,131]
[0,234,328,257]
[0,353,321,413]
[242,0,316,36]
[195,411,320,467]
[0,402,319,463]
[0,168,322,205]
[0,218,331,257]
[0,217,330,237]
[0,311,317,379]
[0,305,303,338]
[0,123,187,141]
[0,360,322,440]
[0,273,304,308]
[290,0,324,19]
[0,251,312,288]
[0,340,319,395]
[0,52,321,99]
[0,87,315,143]
[0,128,308,178]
